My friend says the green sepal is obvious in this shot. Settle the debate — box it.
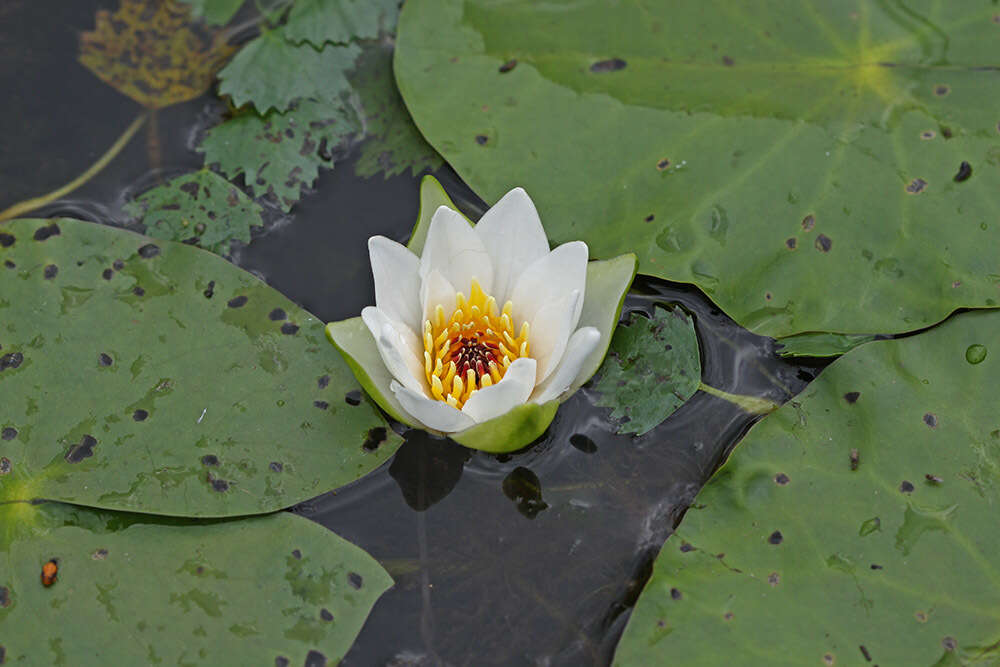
[451,401,560,453]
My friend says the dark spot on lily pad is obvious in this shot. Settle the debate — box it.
[102,268,113,280]
[313,400,329,410]
[722,55,734,66]
[317,375,330,389]
[98,353,113,367]
[210,477,229,492]
[132,286,145,297]
[344,390,361,406]
[132,409,148,422]
[227,295,248,308]
[954,161,972,182]
[347,572,363,589]
[475,134,488,145]
[679,542,694,552]
[113,259,124,271]
[860,645,872,662]
[815,234,832,252]
[33,222,60,241]
[925,473,943,484]
[785,237,797,249]
[645,214,655,223]
[498,59,517,73]
[670,587,682,600]
[1,427,16,440]
[941,126,953,139]
[201,454,219,466]
[65,435,98,463]
[934,84,950,96]
[137,243,160,258]
[923,413,937,428]
[570,433,597,454]
[291,549,302,560]
[920,130,935,140]
[4,260,14,269]
[871,563,882,570]
[0,353,23,371]
[850,448,860,471]
[0,587,9,607]
[0,458,10,475]
[774,473,789,485]
[304,651,327,667]
[320,608,334,622]
[269,461,283,473]
[900,480,915,493]
[906,178,927,194]
[942,636,957,651]
[768,572,780,586]
[656,158,670,170]
[92,548,108,560]
[281,323,299,335]
[43,264,58,280]
[590,57,626,72]
[363,427,387,452]
[767,530,783,545]
[801,214,815,231]
[275,657,289,667]
[268,308,286,321]
[844,391,860,404]
[203,281,215,299]
[0,233,14,247]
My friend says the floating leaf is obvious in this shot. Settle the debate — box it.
[178,0,244,26]
[776,331,879,358]
[615,309,1000,665]
[217,31,359,113]
[396,0,1000,344]
[124,169,263,255]
[0,501,391,664]
[352,44,443,179]
[0,218,401,516]
[199,100,359,211]
[79,0,235,109]
[592,306,700,435]
[284,0,399,47]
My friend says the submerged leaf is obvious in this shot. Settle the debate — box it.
[124,169,263,255]
[593,307,700,435]
[776,331,879,358]
[178,0,244,26]
[616,309,1000,665]
[396,0,1000,341]
[79,0,235,109]
[352,44,444,179]
[0,502,391,665]
[0,218,401,517]
[199,100,359,211]
[217,31,359,113]
[284,0,400,47]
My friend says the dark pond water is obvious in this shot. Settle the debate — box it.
[0,2,824,664]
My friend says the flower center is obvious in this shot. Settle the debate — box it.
[423,279,530,408]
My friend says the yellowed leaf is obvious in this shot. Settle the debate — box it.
[78,0,235,109]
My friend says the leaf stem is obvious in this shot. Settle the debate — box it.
[698,382,779,415]
[0,110,149,223]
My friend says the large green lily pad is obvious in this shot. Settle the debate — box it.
[0,501,391,665]
[395,0,1000,341]
[615,309,1000,665]
[0,218,400,516]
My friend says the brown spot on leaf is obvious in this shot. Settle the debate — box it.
[590,58,626,72]
[722,55,734,66]
[844,391,860,404]
[768,572,780,586]
[923,413,938,428]
[65,435,98,463]
[815,234,832,252]
[475,134,488,145]
[954,161,972,182]
[920,130,936,140]
[767,530,783,545]
[656,158,671,170]
[785,237,797,249]
[934,84,950,96]
[498,59,517,73]
[801,214,815,231]
[850,448,860,471]
[905,178,928,194]
[900,480,915,493]
[774,473,789,485]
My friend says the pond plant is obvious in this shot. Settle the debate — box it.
[1,0,998,664]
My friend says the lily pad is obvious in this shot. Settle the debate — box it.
[593,306,700,435]
[284,0,400,47]
[352,44,444,179]
[395,0,1000,343]
[199,100,359,211]
[217,31,358,113]
[615,309,1000,665]
[0,501,391,665]
[0,218,400,516]
[775,331,879,358]
[79,0,235,109]
[124,169,263,255]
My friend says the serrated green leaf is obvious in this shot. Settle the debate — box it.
[284,0,399,47]
[0,218,401,517]
[200,100,359,211]
[0,501,391,665]
[592,306,700,435]
[217,31,359,113]
[396,0,1000,340]
[352,44,443,179]
[124,169,263,255]
[616,309,1000,666]
[178,0,244,25]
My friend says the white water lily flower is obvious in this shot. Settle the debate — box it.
[327,176,636,453]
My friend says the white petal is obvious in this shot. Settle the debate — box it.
[461,357,537,423]
[509,241,588,328]
[391,380,476,432]
[420,269,457,325]
[420,206,493,296]
[530,327,600,404]
[369,236,422,333]
[528,289,581,384]
[473,187,549,303]
[361,307,426,396]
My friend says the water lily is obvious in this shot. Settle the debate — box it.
[326,176,636,453]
